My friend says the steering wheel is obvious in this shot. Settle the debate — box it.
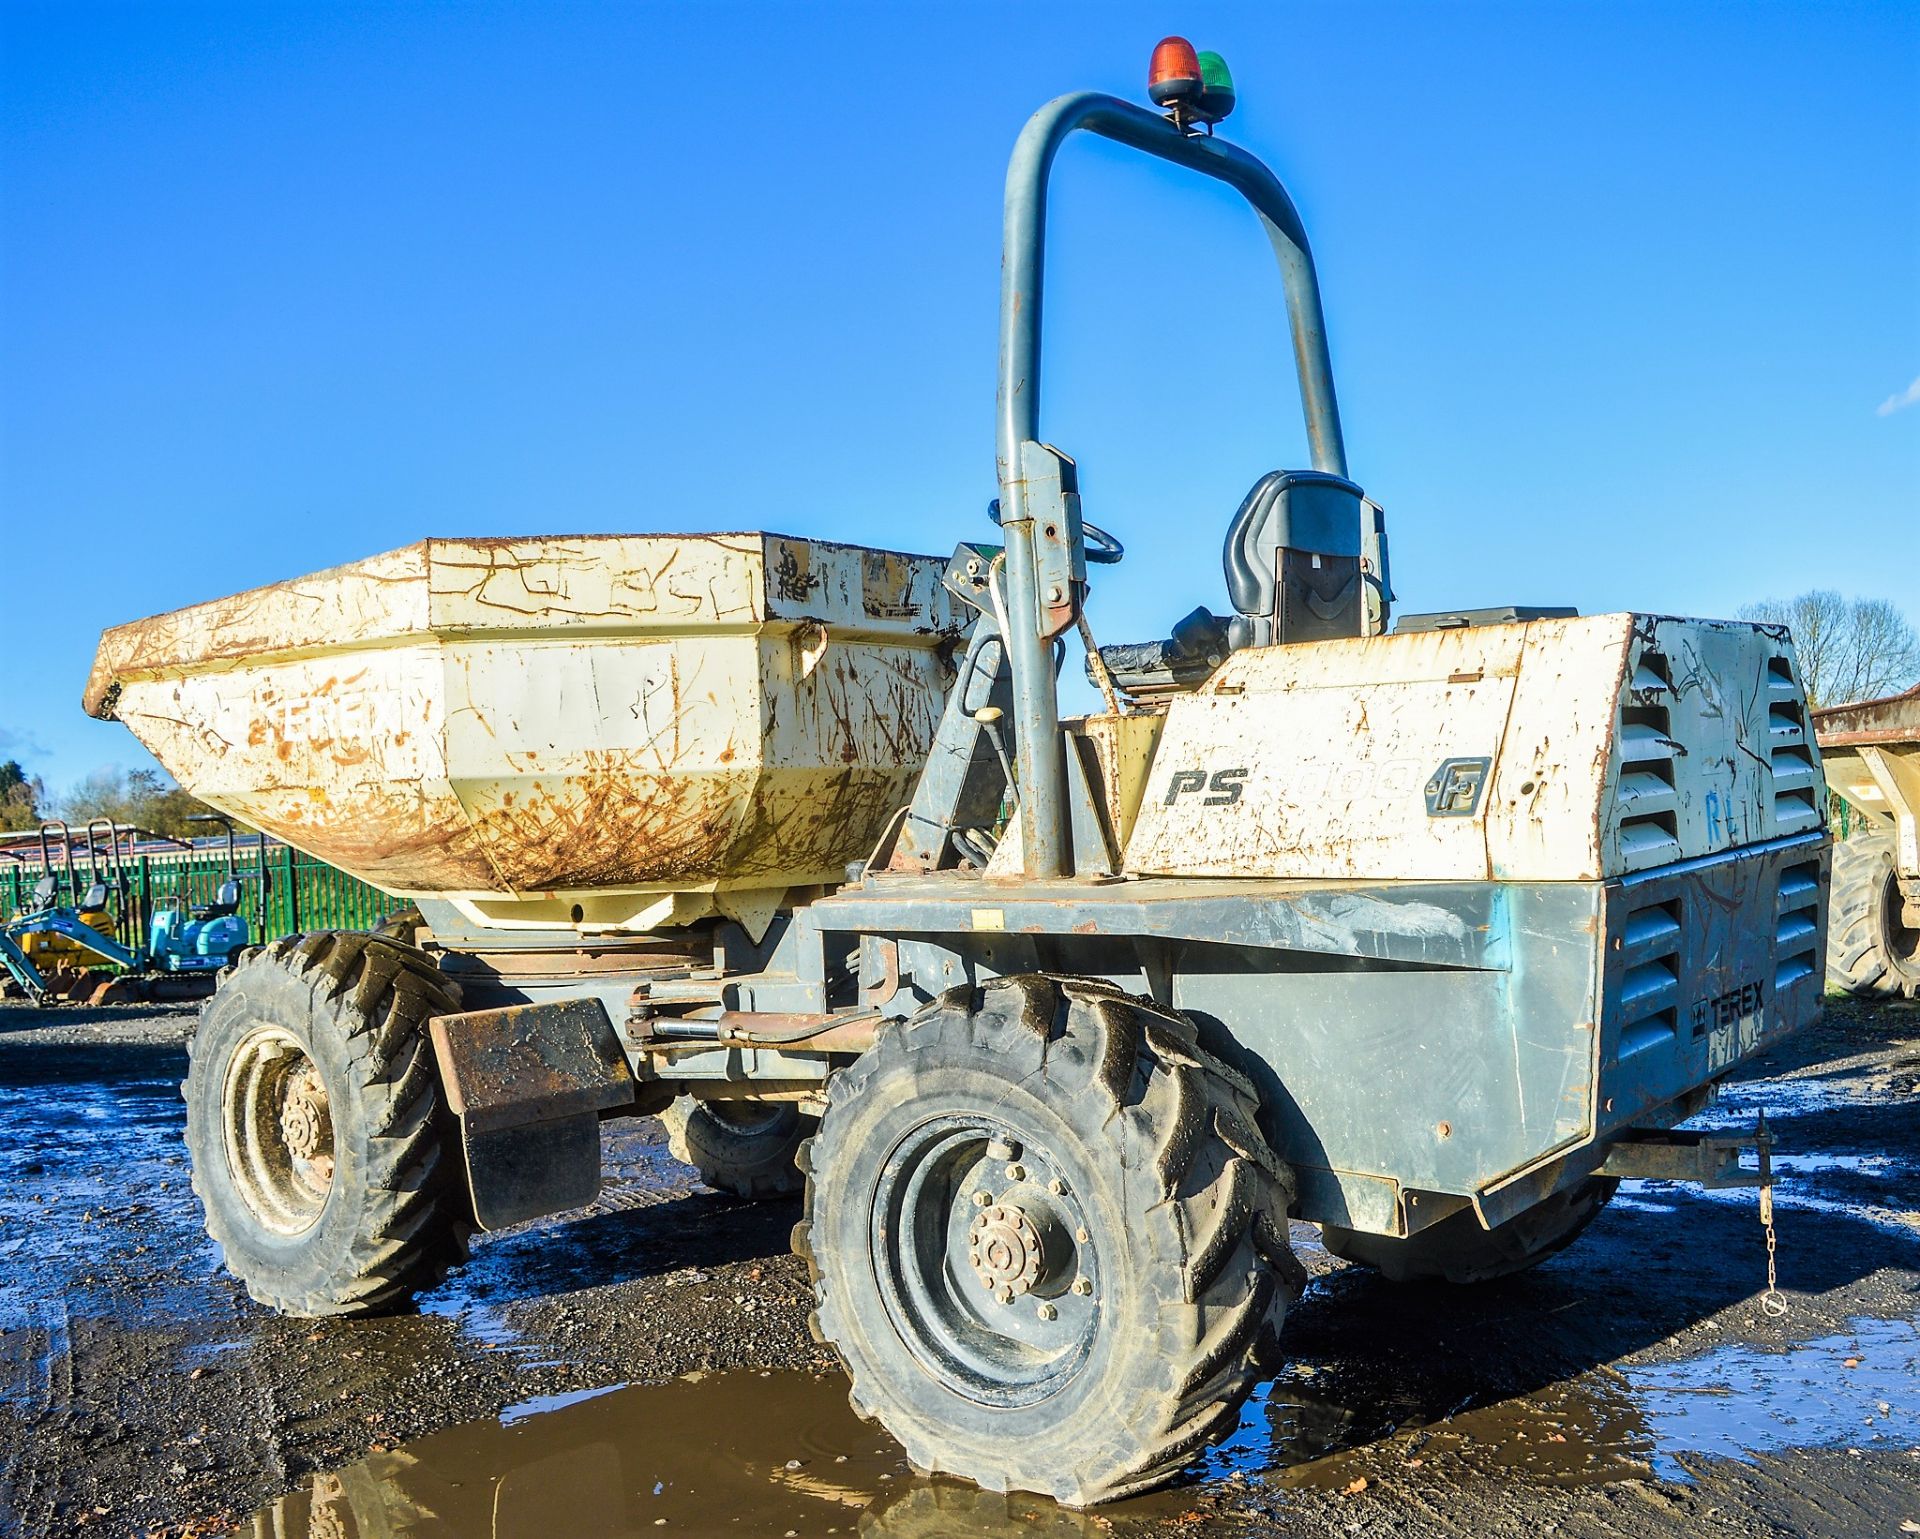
[987,500,1125,565]
[1080,520,1124,565]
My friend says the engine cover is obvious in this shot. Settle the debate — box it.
[1124,612,1824,882]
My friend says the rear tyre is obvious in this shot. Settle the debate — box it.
[794,976,1300,1507]
[659,1097,811,1199]
[372,905,428,948]
[1827,832,1920,1000]
[184,931,469,1316]
[1320,1175,1617,1284]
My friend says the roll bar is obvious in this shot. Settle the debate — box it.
[994,92,1349,877]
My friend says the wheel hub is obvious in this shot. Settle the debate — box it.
[871,1113,1101,1406]
[223,1026,336,1235]
[967,1201,1050,1299]
[279,1067,329,1164]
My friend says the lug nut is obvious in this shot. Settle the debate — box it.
[1037,1301,1058,1321]
[973,1190,993,1207]
[1006,1163,1027,1182]
[1048,1177,1069,1196]
[1072,1277,1093,1296]
[1075,1226,1090,1244]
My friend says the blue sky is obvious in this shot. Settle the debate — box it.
[3,1,1916,794]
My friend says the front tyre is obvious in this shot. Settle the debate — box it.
[184,932,469,1316]
[794,976,1300,1507]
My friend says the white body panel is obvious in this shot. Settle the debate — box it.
[1125,613,1823,883]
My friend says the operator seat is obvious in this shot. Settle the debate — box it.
[203,879,242,920]
[1221,469,1365,650]
[1092,468,1368,700]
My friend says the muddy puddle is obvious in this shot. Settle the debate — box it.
[0,1060,222,1415]
[1215,1314,1920,1493]
[242,1316,1920,1537]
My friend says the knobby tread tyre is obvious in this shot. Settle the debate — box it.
[793,975,1301,1507]
[372,905,428,949]
[1320,1175,1618,1284]
[659,1097,812,1199]
[183,930,470,1317]
[1827,833,1920,1001]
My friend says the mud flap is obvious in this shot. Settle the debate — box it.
[428,999,637,1230]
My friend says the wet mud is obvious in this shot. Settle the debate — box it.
[2,1000,1918,1538]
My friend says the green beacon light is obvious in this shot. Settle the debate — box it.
[1195,51,1236,126]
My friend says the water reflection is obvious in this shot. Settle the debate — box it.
[239,1368,1105,1539]
[242,1317,1920,1538]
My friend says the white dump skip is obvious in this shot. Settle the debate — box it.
[86,534,963,932]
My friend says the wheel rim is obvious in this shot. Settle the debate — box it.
[222,1025,336,1235]
[872,1113,1102,1409]
[1880,867,1920,974]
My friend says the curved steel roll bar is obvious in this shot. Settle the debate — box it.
[994,91,1349,877]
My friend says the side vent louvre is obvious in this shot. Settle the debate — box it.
[1618,895,1680,1056]
[1766,657,1821,834]
[1775,859,1821,990]
[1617,651,1680,866]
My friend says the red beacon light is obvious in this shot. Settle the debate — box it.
[1149,38,1232,132]
[1147,36,1204,113]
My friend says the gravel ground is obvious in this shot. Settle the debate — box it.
[0,998,1916,1539]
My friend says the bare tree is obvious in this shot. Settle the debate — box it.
[54,766,234,840]
[1738,590,1920,709]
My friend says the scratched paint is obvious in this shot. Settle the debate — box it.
[86,535,964,915]
[1125,613,1825,883]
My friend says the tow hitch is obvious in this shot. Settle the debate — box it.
[1597,1114,1774,1189]
[1600,1115,1785,1315]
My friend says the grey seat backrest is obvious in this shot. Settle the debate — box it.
[1222,469,1366,651]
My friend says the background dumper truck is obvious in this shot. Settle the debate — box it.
[82,45,1831,1507]
[1817,681,1920,1000]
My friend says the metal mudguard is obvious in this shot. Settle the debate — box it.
[428,999,636,1229]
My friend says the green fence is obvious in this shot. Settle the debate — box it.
[3,840,405,959]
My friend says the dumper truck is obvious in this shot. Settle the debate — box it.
[84,44,1832,1506]
[1816,682,1920,998]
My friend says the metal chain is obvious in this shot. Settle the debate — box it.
[1759,1184,1787,1316]
[1756,1112,1788,1319]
